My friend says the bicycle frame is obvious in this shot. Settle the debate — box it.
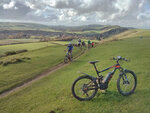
[79,62,125,90]
[93,63,123,76]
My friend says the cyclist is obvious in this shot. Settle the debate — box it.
[82,41,86,48]
[88,40,91,48]
[92,42,94,47]
[78,39,81,47]
[67,42,73,58]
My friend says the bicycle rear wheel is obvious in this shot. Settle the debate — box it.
[117,70,137,96]
[72,75,98,101]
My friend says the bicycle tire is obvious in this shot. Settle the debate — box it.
[64,55,69,63]
[69,56,72,61]
[117,70,137,96]
[72,75,98,101]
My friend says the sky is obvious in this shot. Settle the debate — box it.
[0,0,150,29]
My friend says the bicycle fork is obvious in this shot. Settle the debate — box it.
[119,69,130,84]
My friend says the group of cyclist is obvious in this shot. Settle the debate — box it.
[77,39,86,48]
[78,39,95,48]
[87,40,95,48]
[66,39,95,57]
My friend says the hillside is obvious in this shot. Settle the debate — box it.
[0,29,150,113]
[0,22,128,40]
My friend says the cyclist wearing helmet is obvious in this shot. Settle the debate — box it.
[88,40,91,48]
[67,42,73,57]
[78,39,81,47]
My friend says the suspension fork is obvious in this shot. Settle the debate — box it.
[119,68,129,81]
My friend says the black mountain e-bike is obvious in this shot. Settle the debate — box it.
[72,56,137,101]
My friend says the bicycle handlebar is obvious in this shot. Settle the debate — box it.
[112,56,128,62]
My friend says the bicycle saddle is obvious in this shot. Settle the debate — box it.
[89,60,99,64]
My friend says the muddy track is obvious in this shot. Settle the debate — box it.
[0,49,86,97]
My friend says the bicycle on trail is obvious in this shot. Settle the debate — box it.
[64,43,73,63]
[72,56,137,101]
[64,50,72,63]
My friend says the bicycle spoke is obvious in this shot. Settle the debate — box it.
[86,93,89,97]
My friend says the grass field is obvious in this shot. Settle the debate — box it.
[109,29,150,40]
[0,30,150,113]
[50,41,70,45]
[0,40,76,56]
[67,25,120,35]
[0,42,57,56]
[0,42,80,93]
[0,39,40,46]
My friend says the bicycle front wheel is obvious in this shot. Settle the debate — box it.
[117,70,137,96]
[64,55,69,63]
[72,75,98,101]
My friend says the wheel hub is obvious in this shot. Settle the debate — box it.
[82,84,88,93]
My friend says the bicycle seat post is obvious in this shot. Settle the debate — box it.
[93,63,99,76]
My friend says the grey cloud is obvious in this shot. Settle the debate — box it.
[0,0,59,22]
[26,6,59,21]
[0,0,149,29]
[55,0,117,14]
[0,2,31,20]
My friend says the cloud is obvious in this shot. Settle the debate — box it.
[0,2,31,20]
[137,11,150,20]
[53,0,150,27]
[2,0,17,9]
[0,0,149,29]
[25,1,35,9]
[54,0,117,15]
[80,16,87,21]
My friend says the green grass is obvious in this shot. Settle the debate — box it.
[67,26,120,35]
[50,41,70,45]
[0,31,150,113]
[0,39,40,45]
[0,40,78,56]
[0,44,80,93]
[0,42,56,56]
[130,29,150,38]
[110,29,150,40]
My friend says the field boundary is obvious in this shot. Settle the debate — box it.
[0,48,86,97]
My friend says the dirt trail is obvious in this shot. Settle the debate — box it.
[0,49,86,97]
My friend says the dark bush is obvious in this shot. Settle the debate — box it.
[5,51,16,56]
[3,61,11,66]
[22,57,31,60]
[4,49,28,57]
[1,57,30,66]
[16,49,28,54]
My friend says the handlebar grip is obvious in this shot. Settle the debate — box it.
[113,57,116,60]
[122,58,128,61]
[125,59,128,61]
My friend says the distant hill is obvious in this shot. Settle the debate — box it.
[0,22,129,40]
[0,22,50,30]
